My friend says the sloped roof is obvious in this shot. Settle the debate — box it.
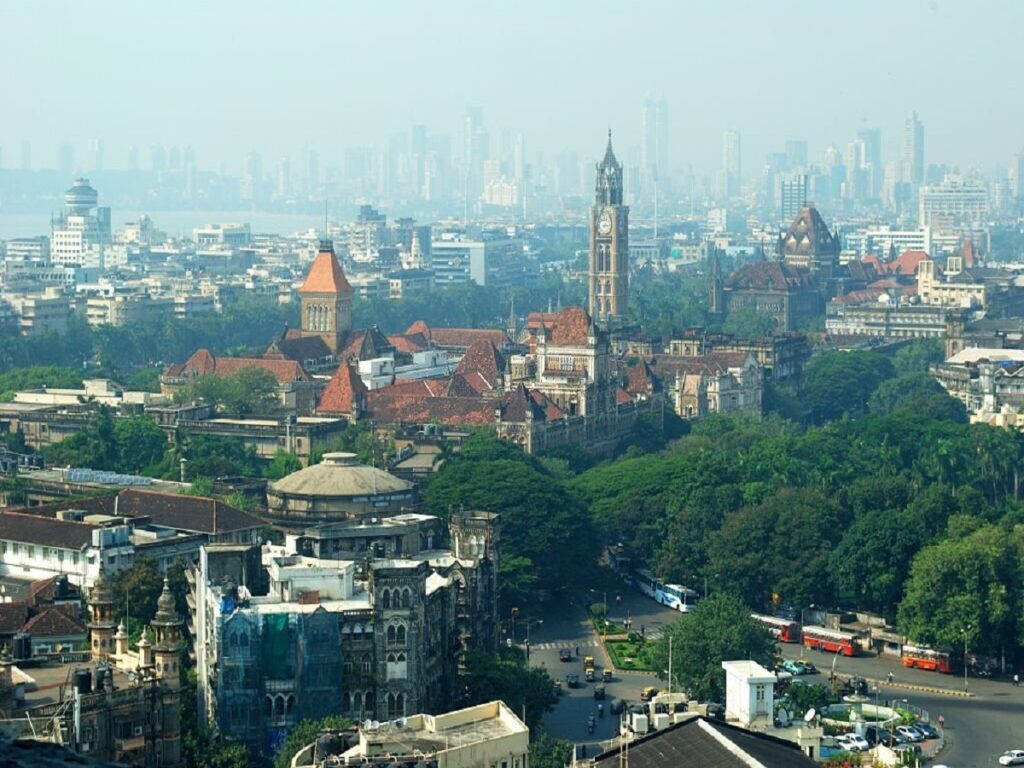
[625,359,657,396]
[170,348,311,384]
[366,392,497,427]
[22,605,87,637]
[269,334,334,363]
[0,604,30,633]
[960,238,980,267]
[594,715,818,767]
[499,384,547,422]
[454,339,506,387]
[777,206,839,258]
[547,306,594,345]
[891,250,929,276]
[724,261,817,292]
[337,327,394,362]
[388,332,430,354]
[318,362,368,414]
[0,512,95,550]
[299,247,353,295]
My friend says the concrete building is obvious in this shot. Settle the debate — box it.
[430,235,527,288]
[7,287,71,335]
[291,700,528,768]
[919,174,988,230]
[932,347,1024,427]
[50,179,111,269]
[265,452,416,529]
[193,508,500,749]
[193,223,251,247]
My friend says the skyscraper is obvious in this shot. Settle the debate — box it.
[722,130,741,198]
[784,139,808,170]
[588,132,629,323]
[902,112,924,186]
[856,128,881,198]
[89,139,104,172]
[641,98,669,186]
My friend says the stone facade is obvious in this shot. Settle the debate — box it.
[588,132,629,324]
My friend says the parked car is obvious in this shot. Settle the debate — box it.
[915,722,939,739]
[896,725,924,742]
[873,727,906,746]
[566,673,580,688]
[559,648,573,662]
[836,734,870,752]
[782,659,808,676]
[1000,750,1024,766]
[797,659,819,674]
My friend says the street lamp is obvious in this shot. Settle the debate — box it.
[961,624,971,691]
[511,607,519,643]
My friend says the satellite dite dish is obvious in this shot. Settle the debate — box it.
[777,708,790,727]
[804,708,817,723]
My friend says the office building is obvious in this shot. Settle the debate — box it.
[50,178,111,268]
[430,235,527,288]
[722,130,741,197]
[903,111,925,186]
[778,173,808,224]
[919,174,988,230]
[642,98,669,187]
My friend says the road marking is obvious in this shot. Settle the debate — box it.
[531,640,600,651]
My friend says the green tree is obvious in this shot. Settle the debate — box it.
[868,372,966,422]
[265,449,303,480]
[458,648,553,730]
[803,352,895,423]
[528,733,575,768]
[651,593,776,702]
[0,365,83,401]
[274,715,352,768]
[897,523,1022,656]
[42,405,118,470]
[113,415,169,473]
[722,307,778,338]
[892,338,945,373]
[178,367,280,417]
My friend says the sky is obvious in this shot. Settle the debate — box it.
[2,0,1023,177]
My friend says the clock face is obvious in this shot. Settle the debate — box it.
[598,212,613,236]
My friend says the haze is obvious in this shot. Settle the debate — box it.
[2,0,1022,175]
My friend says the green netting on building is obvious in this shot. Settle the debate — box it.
[262,614,293,678]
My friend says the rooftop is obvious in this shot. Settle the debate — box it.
[269,452,413,498]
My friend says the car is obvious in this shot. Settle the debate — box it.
[566,673,579,688]
[1000,750,1024,766]
[559,648,573,662]
[873,727,906,746]
[640,686,659,701]
[594,684,606,700]
[782,659,808,676]
[836,734,870,752]
[551,680,562,698]
[915,722,939,739]
[896,725,924,742]
[797,659,819,674]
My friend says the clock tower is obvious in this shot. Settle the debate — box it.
[588,131,629,324]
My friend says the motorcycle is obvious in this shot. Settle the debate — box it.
[587,715,596,734]
[597,704,604,717]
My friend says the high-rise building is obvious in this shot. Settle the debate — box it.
[58,144,74,176]
[857,128,882,198]
[588,132,629,323]
[779,173,809,224]
[1010,150,1024,202]
[642,98,669,186]
[126,145,140,171]
[89,139,104,172]
[277,157,290,198]
[902,112,925,186]
[785,139,808,170]
[463,106,488,200]
[51,178,112,268]
[150,144,167,173]
[722,130,741,198]
[845,139,868,202]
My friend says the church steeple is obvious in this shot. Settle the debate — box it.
[595,130,623,206]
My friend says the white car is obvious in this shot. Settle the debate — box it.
[896,725,924,742]
[837,734,870,752]
[1000,750,1024,766]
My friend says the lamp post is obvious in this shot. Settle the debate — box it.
[961,624,971,691]
[511,607,519,644]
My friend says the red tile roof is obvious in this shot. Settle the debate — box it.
[891,250,929,276]
[169,348,311,384]
[299,248,353,294]
[454,339,506,388]
[724,261,817,292]
[388,333,430,354]
[318,362,368,415]
[366,392,497,426]
[547,306,594,345]
[0,604,29,633]
[22,606,87,637]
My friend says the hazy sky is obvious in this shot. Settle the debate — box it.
[3,0,1023,176]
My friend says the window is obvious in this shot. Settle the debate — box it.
[73,552,79,565]
[27,546,34,558]
[362,655,372,674]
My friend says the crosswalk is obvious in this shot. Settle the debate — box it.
[528,629,664,652]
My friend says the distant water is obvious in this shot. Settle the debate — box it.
[0,210,325,240]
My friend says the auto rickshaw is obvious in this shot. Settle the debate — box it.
[602,668,613,683]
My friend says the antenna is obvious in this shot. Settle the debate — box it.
[324,199,328,238]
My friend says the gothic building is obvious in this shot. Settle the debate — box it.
[588,131,629,324]
[194,509,500,750]
[298,239,354,355]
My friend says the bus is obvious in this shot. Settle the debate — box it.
[752,614,802,643]
[801,626,861,656]
[633,569,700,613]
[901,644,952,674]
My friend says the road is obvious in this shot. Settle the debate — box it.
[518,582,1024,767]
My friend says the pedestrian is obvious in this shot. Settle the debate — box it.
[938,713,945,729]
[1015,673,1020,687]
[887,671,894,683]
[575,644,580,658]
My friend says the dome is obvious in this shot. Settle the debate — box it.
[156,577,177,617]
[269,452,413,498]
[64,177,99,213]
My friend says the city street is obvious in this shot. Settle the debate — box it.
[520,579,1024,766]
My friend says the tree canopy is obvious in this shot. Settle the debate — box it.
[651,593,776,702]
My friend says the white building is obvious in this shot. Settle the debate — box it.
[722,660,777,728]
[193,223,251,247]
[51,178,111,268]
[919,175,988,230]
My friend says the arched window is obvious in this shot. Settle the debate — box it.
[238,631,248,648]
[353,691,363,712]
[274,696,285,718]
[364,690,374,711]
[397,652,406,662]
[265,696,273,716]
[380,589,391,609]
[286,694,296,714]
[396,625,406,645]
[387,652,396,663]
[343,692,352,712]
[387,625,396,645]
[403,588,412,607]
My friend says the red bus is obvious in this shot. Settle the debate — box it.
[901,644,952,674]
[801,626,860,656]
[751,614,802,643]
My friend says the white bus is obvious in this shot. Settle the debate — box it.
[633,569,700,613]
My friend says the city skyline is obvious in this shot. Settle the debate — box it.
[3,1,1024,178]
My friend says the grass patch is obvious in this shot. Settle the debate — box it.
[593,617,628,635]
[606,638,656,672]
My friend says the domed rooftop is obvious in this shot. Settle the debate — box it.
[269,452,412,498]
[64,177,99,213]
